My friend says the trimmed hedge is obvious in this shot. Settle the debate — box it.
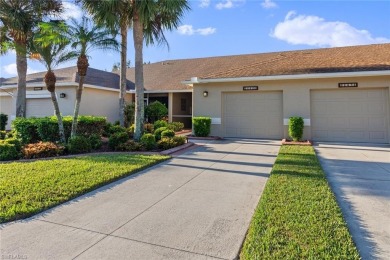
[161,129,175,138]
[12,116,106,144]
[108,132,129,150]
[192,117,211,137]
[289,117,304,142]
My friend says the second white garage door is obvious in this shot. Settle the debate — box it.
[311,88,389,143]
[223,91,283,139]
[26,98,54,118]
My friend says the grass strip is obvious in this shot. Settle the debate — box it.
[240,145,359,259]
[0,154,168,223]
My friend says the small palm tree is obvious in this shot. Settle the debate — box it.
[32,22,78,143]
[0,0,62,118]
[66,17,119,138]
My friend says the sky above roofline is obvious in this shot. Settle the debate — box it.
[1,0,389,78]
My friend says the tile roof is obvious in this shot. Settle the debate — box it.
[125,43,390,91]
[2,44,389,92]
[1,66,133,90]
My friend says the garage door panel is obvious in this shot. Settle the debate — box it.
[311,88,389,143]
[223,92,283,139]
[26,98,54,118]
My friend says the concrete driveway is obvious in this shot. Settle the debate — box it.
[314,143,390,260]
[0,139,280,260]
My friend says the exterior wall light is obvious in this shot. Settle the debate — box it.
[203,91,208,97]
[59,93,66,98]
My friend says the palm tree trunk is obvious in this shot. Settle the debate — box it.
[15,46,27,117]
[70,75,85,138]
[50,91,66,143]
[119,22,128,127]
[133,14,145,141]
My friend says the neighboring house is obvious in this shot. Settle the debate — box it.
[1,43,389,143]
[0,67,133,129]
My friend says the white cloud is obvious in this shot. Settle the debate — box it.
[271,11,390,47]
[261,0,277,9]
[178,25,216,36]
[215,0,245,10]
[60,2,83,20]
[199,0,210,8]
[2,63,40,77]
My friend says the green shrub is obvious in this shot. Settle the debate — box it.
[153,120,168,130]
[13,116,105,144]
[5,130,15,139]
[67,136,92,154]
[289,117,304,141]
[116,140,143,151]
[157,136,186,150]
[108,132,129,150]
[0,131,6,140]
[0,113,8,131]
[12,117,40,144]
[168,122,184,132]
[0,142,19,161]
[161,129,175,138]
[109,125,128,134]
[3,138,22,152]
[154,127,168,141]
[145,101,168,123]
[103,122,113,137]
[192,117,211,137]
[89,134,102,150]
[22,142,64,159]
[74,116,106,136]
[140,133,156,150]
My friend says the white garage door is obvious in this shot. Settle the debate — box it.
[311,88,389,143]
[26,98,54,118]
[223,91,283,139]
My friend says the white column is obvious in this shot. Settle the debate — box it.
[168,92,173,123]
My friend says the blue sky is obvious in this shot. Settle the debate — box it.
[1,0,389,78]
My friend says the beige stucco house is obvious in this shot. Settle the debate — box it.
[1,43,389,143]
[185,44,390,143]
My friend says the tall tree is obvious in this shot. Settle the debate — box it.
[79,0,132,127]
[32,22,78,143]
[65,17,118,138]
[131,0,190,140]
[0,0,62,118]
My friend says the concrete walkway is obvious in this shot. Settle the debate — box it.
[314,143,390,260]
[0,139,280,260]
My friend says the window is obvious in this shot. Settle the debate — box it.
[181,98,187,112]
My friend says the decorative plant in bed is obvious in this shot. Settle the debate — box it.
[282,116,312,145]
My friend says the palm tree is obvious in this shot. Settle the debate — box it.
[65,17,119,138]
[131,0,190,141]
[79,0,132,128]
[0,0,62,118]
[32,22,78,143]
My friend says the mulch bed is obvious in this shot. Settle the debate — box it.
[282,139,312,146]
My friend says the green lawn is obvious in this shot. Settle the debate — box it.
[0,154,168,223]
[240,145,360,259]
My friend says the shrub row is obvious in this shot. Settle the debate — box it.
[12,116,106,144]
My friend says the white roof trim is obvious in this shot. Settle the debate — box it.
[0,82,133,93]
[183,70,390,84]
[128,89,192,94]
